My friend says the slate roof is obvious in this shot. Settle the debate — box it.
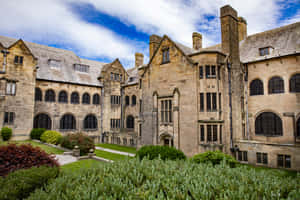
[0,35,106,87]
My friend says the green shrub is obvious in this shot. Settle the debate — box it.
[40,130,62,144]
[1,127,12,141]
[30,128,46,140]
[191,150,238,167]
[0,166,59,200]
[60,133,94,155]
[27,159,300,200]
[136,145,186,160]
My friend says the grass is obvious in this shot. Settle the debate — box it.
[239,163,298,177]
[96,143,136,154]
[61,159,105,172]
[94,149,130,161]
[0,140,64,155]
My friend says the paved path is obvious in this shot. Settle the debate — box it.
[95,147,135,157]
[55,154,77,165]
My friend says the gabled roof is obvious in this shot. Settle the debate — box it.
[0,35,106,87]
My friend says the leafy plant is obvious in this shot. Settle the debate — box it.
[191,150,238,167]
[27,159,300,200]
[30,128,46,140]
[0,166,59,200]
[1,127,12,141]
[40,130,62,145]
[0,144,59,176]
[60,133,95,155]
[136,145,186,160]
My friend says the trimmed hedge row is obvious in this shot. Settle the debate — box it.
[136,145,186,160]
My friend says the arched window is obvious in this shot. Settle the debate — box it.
[82,93,90,104]
[126,115,134,129]
[34,113,51,129]
[132,95,136,105]
[58,91,68,103]
[125,96,130,106]
[71,92,79,104]
[93,94,100,105]
[60,114,76,130]
[255,112,282,136]
[45,89,55,102]
[297,117,300,137]
[250,79,264,96]
[290,74,300,92]
[35,88,42,101]
[268,76,284,94]
[84,114,98,130]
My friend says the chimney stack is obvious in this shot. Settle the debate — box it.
[238,17,247,41]
[135,52,144,68]
[192,32,202,50]
[149,34,162,59]
[220,5,240,63]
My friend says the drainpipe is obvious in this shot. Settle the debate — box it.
[1,49,9,72]
[227,61,234,151]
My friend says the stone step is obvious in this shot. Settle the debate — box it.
[63,151,73,156]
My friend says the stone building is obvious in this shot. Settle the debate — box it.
[0,5,299,170]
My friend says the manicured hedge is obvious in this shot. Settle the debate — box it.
[40,130,62,145]
[136,145,186,160]
[191,150,238,167]
[0,166,59,200]
[1,127,12,141]
[0,144,59,176]
[27,159,300,199]
[30,128,46,140]
[60,133,94,155]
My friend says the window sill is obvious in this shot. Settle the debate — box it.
[255,134,283,137]
[160,122,173,126]
[83,129,98,131]
[60,129,76,132]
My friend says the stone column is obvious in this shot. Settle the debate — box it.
[173,90,180,149]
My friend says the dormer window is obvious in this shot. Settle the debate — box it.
[74,64,89,73]
[259,47,273,56]
[162,48,170,64]
[48,59,61,69]
[14,56,23,64]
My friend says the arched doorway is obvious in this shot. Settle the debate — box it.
[33,113,52,129]
[159,132,174,147]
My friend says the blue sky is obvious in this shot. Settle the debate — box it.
[0,0,299,68]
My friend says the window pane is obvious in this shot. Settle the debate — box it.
[205,65,210,78]
[243,151,248,161]
[4,112,9,123]
[213,125,218,141]
[285,155,291,168]
[211,66,216,76]
[263,153,268,164]
[199,66,203,79]
[207,125,212,141]
[200,93,204,111]
[206,93,211,111]
[200,125,205,141]
[256,153,262,163]
[212,93,217,111]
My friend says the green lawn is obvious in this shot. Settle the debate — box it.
[61,159,105,172]
[96,143,136,154]
[94,149,130,161]
[0,140,64,155]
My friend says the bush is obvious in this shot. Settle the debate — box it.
[0,144,59,176]
[136,145,186,160]
[191,150,238,167]
[27,159,300,200]
[30,128,46,140]
[60,133,95,155]
[0,166,59,200]
[40,130,62,144]
[1,127,12,141]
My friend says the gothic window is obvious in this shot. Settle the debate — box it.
[34,113,51,129]
[74,64,89,73]
[132,95,136,105]
[268,76,284,94]
[161,100,172,123]
[125,96,130,106]
[256,152,268,164]
[199,66,203,79]
[110,119,120,129]
[60,114,76,130]
[277,154,291,168]
[250,79,264,96]
[84,114,98,130]
[35,88,42,101]
[126,115,134,129]
[290,74,300,92]
[297,117,300,137]
[45,89,55,102]
[236,151,248,162]
[71,92,79,104]
[6,81,16,95]
[82,93,90,104]
[110,95,121,105]
[205,65,216,78]
[14,56,23,64]
[206,93,217,111]
[255,112,282,136]
[162,48,170,63]
[93,94,100,105]
[58,91,68,103]
[4,112,15,125]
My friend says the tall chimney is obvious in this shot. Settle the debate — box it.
[135,52,144,68]
[192,32,202,50]
[149,34,162,59]
[220,5,240,63]
[238,17,247,41]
